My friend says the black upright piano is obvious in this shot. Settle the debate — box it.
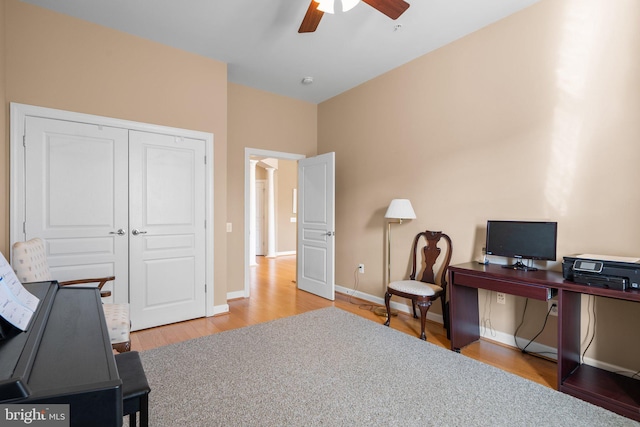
[0,282,122,426]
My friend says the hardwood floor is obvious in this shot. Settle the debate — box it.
[130,255,557,388]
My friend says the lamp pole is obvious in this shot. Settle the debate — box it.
[378,199,416,317]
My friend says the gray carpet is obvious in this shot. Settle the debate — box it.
[137,307,638,426]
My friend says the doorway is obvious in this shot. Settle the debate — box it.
[244,149,305,297]
[244,149,336,301]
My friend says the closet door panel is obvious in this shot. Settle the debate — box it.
[24,117,129,303]
[128,131,206,331]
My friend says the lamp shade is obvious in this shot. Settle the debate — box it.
[385,199,416,220]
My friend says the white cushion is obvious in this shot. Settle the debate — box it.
[388,280,442,296]
[12,238,53,283]
[103,303,130,345]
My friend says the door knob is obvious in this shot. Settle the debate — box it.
[132,229,148,236]
[109,229,126,236]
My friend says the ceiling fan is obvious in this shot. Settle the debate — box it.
[298,0,410,33]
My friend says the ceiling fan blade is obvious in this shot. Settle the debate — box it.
[299,1,324,33]
[362,0,410,20]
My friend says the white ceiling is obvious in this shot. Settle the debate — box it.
[22,0,540,104]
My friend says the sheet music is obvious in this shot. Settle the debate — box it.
[0,253,40,331]
[0,278,36,331]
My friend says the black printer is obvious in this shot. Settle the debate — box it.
[563,254,640,291]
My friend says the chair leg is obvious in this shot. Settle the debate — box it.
[112,341,131,353]
[441,297,449,334]
[417,300,432,341]
[383,292,392,327]
[412,300,419,319]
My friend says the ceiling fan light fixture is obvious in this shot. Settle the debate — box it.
[316,0,334,14]
[317,0,360,14]
[342,0,360,12]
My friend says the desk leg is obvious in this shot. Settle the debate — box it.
[557,289,581,388]
[449,280,480,351]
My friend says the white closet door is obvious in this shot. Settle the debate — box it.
[23,117,129,303]
[128,131,206,331]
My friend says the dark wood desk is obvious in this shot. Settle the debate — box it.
[448,262,560,351]
[557,280,640,421]
[448,262,640,421]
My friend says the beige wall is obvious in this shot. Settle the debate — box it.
[1,0,229,305]
[319,0,640,369]
[276,159,297,253]
[227,83,317,293]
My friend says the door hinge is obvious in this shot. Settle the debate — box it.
[23,135,26,147]
[204,155,207,165]
[23,221,26,233]
[204,284,207,293]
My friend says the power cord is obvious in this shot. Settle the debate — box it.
[513,298,529,350]
[521,303,554,354]
[514,298,558,359]
[480,291,495,337]
[346,265,383,313]
[346,265,362,304]
[581,295,597,364]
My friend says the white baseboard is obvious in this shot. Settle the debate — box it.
[227,290,246,300]
[334,284,444,324]
[216,290,248,316]
[335,284,640,376]
[212,304,229,316]
[335,283,558,356]
[277,251,296,256]
[479,328,558,360]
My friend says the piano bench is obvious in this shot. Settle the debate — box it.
[115,351,150,427]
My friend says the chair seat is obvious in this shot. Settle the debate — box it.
[103,303,130,345]
[388,280,442,296]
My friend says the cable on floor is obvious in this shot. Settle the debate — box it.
[514,298,557,360]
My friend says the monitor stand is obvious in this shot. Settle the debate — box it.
[501,261,537,271]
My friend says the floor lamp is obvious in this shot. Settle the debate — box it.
[374,199,417,317]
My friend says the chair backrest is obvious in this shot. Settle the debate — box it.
[409,230,453,287]
[12,238,53,283]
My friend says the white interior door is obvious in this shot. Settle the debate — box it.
[23,117,129,303]
[297,152,335,300]
[128,131,206,330]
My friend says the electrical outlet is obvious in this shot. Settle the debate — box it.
[548,299,558,316]
[358,264,364,274]
[496,292,506,305]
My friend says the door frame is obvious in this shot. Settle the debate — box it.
[255,179,266,256]
[10,103,216,316]
[243,148,305,298]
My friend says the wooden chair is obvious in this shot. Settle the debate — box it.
[384,230,452,340]
[11,238,131,353]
